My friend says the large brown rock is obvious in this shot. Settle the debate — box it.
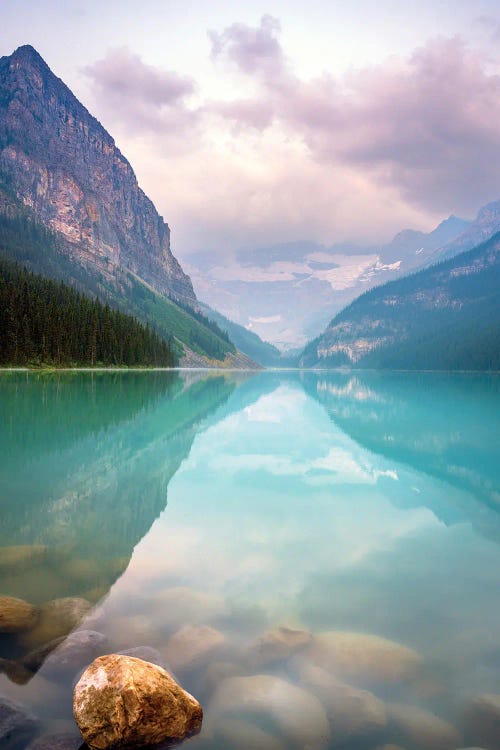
[73,654,202,749]
[20,597,92,649]
[462,693,500,750]
[206,674,330,748]
[387,702,462,750]
[306,631,422,685]
[0,595,38,633]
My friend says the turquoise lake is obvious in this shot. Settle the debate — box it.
[0,370,499,750]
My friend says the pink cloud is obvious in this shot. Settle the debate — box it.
[84,47,197,134]
[207,19,500,213]
[208,14,287,80]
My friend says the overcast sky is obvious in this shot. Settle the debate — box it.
[2,0,500,258]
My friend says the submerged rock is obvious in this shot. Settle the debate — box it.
[163,624,225,672]
[387,702,462,750]
[211,716,287,750]
[289,657,387,745]
[20,597,92,650]
[462,693,500,750]
[0,657,35,685]
[73,654,203,749]
[0,696,39,749]
[203,660,246,693]
[0,545,48,572]
[0,595,38,633]
[27,733,83,750]
[306,631,422,685]
[206,674,330,748]
[38,630,107,678]
[247,625,312,667]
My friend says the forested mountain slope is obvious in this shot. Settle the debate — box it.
[301,233,500,371]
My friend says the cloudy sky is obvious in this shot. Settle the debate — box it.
[2,0,500,258]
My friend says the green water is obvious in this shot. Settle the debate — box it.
[0,370,499,749]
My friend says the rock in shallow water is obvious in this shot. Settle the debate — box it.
[37,630,108,678]
[306,631,422,686]
[289,657,387,745]
[387,702,462,750]
[27,733,83,750]
[20,597,92,650]
[163,624,225,672]
[247,625,312,667]
[462,693,500,750]
[211,716,287,750]
[73,654,203,749]
[0,595,38,634]
[206,674,330,748]
[0,696,39,749]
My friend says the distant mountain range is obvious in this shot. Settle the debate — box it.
[0,45,259,368]
[183,215,471,350]
[301,232,500,371]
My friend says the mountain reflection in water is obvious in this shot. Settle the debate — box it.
[0,370,498,750]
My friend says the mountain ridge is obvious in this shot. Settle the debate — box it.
[0,44,195,304]
[0,44,261,367]
[300,232,500,371]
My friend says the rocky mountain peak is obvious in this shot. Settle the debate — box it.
[0,45,196,305]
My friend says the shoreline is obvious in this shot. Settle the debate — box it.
[0,366,499,374]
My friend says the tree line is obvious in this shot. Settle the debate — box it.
[0,258,174,367]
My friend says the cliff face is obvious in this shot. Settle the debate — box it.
[0,45,195,304]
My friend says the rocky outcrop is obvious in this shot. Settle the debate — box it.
[73,654,203,749]
[0,45,196,306]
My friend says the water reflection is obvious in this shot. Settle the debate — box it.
[0,370,498,750]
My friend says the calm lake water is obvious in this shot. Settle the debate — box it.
[0,370,499,750]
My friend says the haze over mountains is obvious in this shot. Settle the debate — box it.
[183,215,471,350]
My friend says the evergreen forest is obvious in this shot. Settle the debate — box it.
[0,258,174,367]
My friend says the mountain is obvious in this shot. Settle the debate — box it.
[183,216,469,350]
[199,302,292,367]
[301,233,500,371]
[0,45,253,367]
[427,200,500,265]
